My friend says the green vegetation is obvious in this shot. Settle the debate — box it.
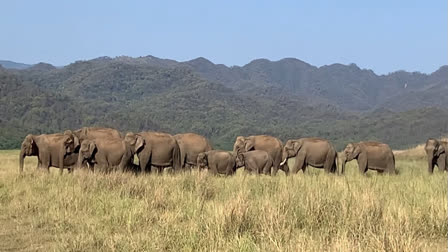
[0,150,446,251]
[1,57,447,150]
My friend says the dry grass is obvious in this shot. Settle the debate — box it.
[394,144,426,160]
[0,150,447,251]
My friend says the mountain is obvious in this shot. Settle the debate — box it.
[0,60,31,70]
[0,56,446,150]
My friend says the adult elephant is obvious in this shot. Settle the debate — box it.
[72,127,123,168]
[280,138,337,173]
[174,133,212,169]
[77,133,144,173]
[197,150,237,175]
[424,138,447,173]
[19,130,80,174]
[125,131,181,173]
[342,141,395,174]
[233,135,289,175]
[73,127,122,142]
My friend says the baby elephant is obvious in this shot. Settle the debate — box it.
[197,150,236,175]
[235,150,273,175]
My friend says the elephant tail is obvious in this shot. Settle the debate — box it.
[172,140,182,171]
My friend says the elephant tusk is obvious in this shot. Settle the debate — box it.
[280,158,287,166]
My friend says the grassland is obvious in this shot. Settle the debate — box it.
[0,149,446,251]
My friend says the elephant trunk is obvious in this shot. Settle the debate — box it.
[427,156,434,174]
[77,152,84,170]
[341,154,347,174]
[280,150,288,166]
[19,149,25,173]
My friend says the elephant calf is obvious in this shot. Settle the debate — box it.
[342,141,396,174]
[235,150,273,175]
[197,150,236,176]
[78,134,143,173]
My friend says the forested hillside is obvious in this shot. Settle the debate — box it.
[1,56,447,150]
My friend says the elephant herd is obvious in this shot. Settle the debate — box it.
[19,127,447,175]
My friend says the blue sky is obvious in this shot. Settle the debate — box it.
[1,0,446,74]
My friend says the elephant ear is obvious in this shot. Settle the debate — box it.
[135,135,145,153]
[88,141,97,157]
[25,134,34,145]
[293,140,303,154]
[352,144,362,158]
[63,135,74,153]
[64,130,80,150]
[244,138,255,152]
[197,152,207,165]
[437,144,445,156]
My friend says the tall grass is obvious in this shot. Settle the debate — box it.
[0,150,446,251]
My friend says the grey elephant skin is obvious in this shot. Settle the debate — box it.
[19,131,80,174]
[126,131,181,173]
[236,150,273,175]
[72,127,123,168]
[281,138,338,173]
[342,141,396,174]
[73,127,123,142]
[424,138,447,173]
[197,150,236,175]
[174,133,212,169]
[233,135,289,175]
[77,133,143,173]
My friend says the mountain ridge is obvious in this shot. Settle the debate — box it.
[0,55,446,149]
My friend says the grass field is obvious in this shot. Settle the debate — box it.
[0,149,447,251]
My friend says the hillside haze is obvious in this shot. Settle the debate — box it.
[0,56,447,149]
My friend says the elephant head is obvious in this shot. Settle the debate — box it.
[77,140,97,169]
[19,134,37,173]
[63,130,80,153]
[197,152,208,170]
[425,138,445,173]
[235,152,245,168]
[341,143,362,174]
[233,136,254,155]
[124,132,145,154]
[280,139,303,166]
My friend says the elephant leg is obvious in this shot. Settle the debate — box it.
[138,153,150,173]
[437,155,446,172]
[40,153,51,173]
[292,153,305,174]
[262,161,272,175]
[357,154,368,174]
[323,154,332,173]
[225,163,235,176]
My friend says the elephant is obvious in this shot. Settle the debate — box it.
[235,150,273,175]
[72,127,123,168]
[233,135,289,175]
[77,133,143,173]
[341,141,396,174]
[73,127,122,142]
[174,133,213,169]
[197,150,237,175]
[280,138,338,173]
[19,130,80,174]
[424,138,447,173]
[125,131,181,173]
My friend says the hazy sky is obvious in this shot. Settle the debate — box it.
[1,0,446,74]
